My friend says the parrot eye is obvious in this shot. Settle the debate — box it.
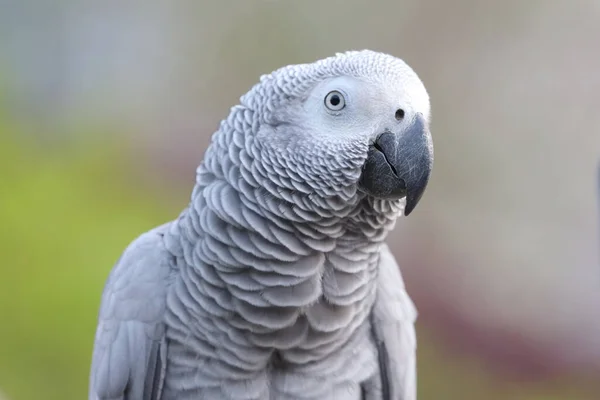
[324,90,346,111]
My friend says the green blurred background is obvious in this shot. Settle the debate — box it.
[1,1,600,399]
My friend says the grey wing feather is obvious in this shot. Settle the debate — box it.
[371,243,418,400]
[89,224,173,400]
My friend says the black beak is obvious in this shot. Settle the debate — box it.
[358,113,434,216]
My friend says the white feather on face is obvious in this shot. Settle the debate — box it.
[244,50,430,127]
[246,50,431,203]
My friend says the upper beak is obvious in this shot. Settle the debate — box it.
[358,113,434,216]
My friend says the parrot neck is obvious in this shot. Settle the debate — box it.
[169,130,401,329]
[171,165,399,312]
[161,138,406,365]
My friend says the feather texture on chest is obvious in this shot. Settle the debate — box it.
[164,185,390,361]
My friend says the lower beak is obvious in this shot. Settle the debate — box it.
[358,113,434,216]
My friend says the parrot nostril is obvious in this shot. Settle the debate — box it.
[395,108,405,121]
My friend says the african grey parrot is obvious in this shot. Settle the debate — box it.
[89,49,434,400]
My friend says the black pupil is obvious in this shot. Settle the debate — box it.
[329,94,340,106]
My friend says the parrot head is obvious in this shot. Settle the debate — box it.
[240,50,434,216]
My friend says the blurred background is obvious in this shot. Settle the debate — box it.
[1,0,600,399]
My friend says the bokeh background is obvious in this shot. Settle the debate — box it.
[1,1,600,399]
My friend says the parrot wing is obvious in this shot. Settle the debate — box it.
[370,243,418,400]
[89,224,173,400]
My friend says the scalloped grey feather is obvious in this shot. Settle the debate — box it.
[89,49,433,400]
